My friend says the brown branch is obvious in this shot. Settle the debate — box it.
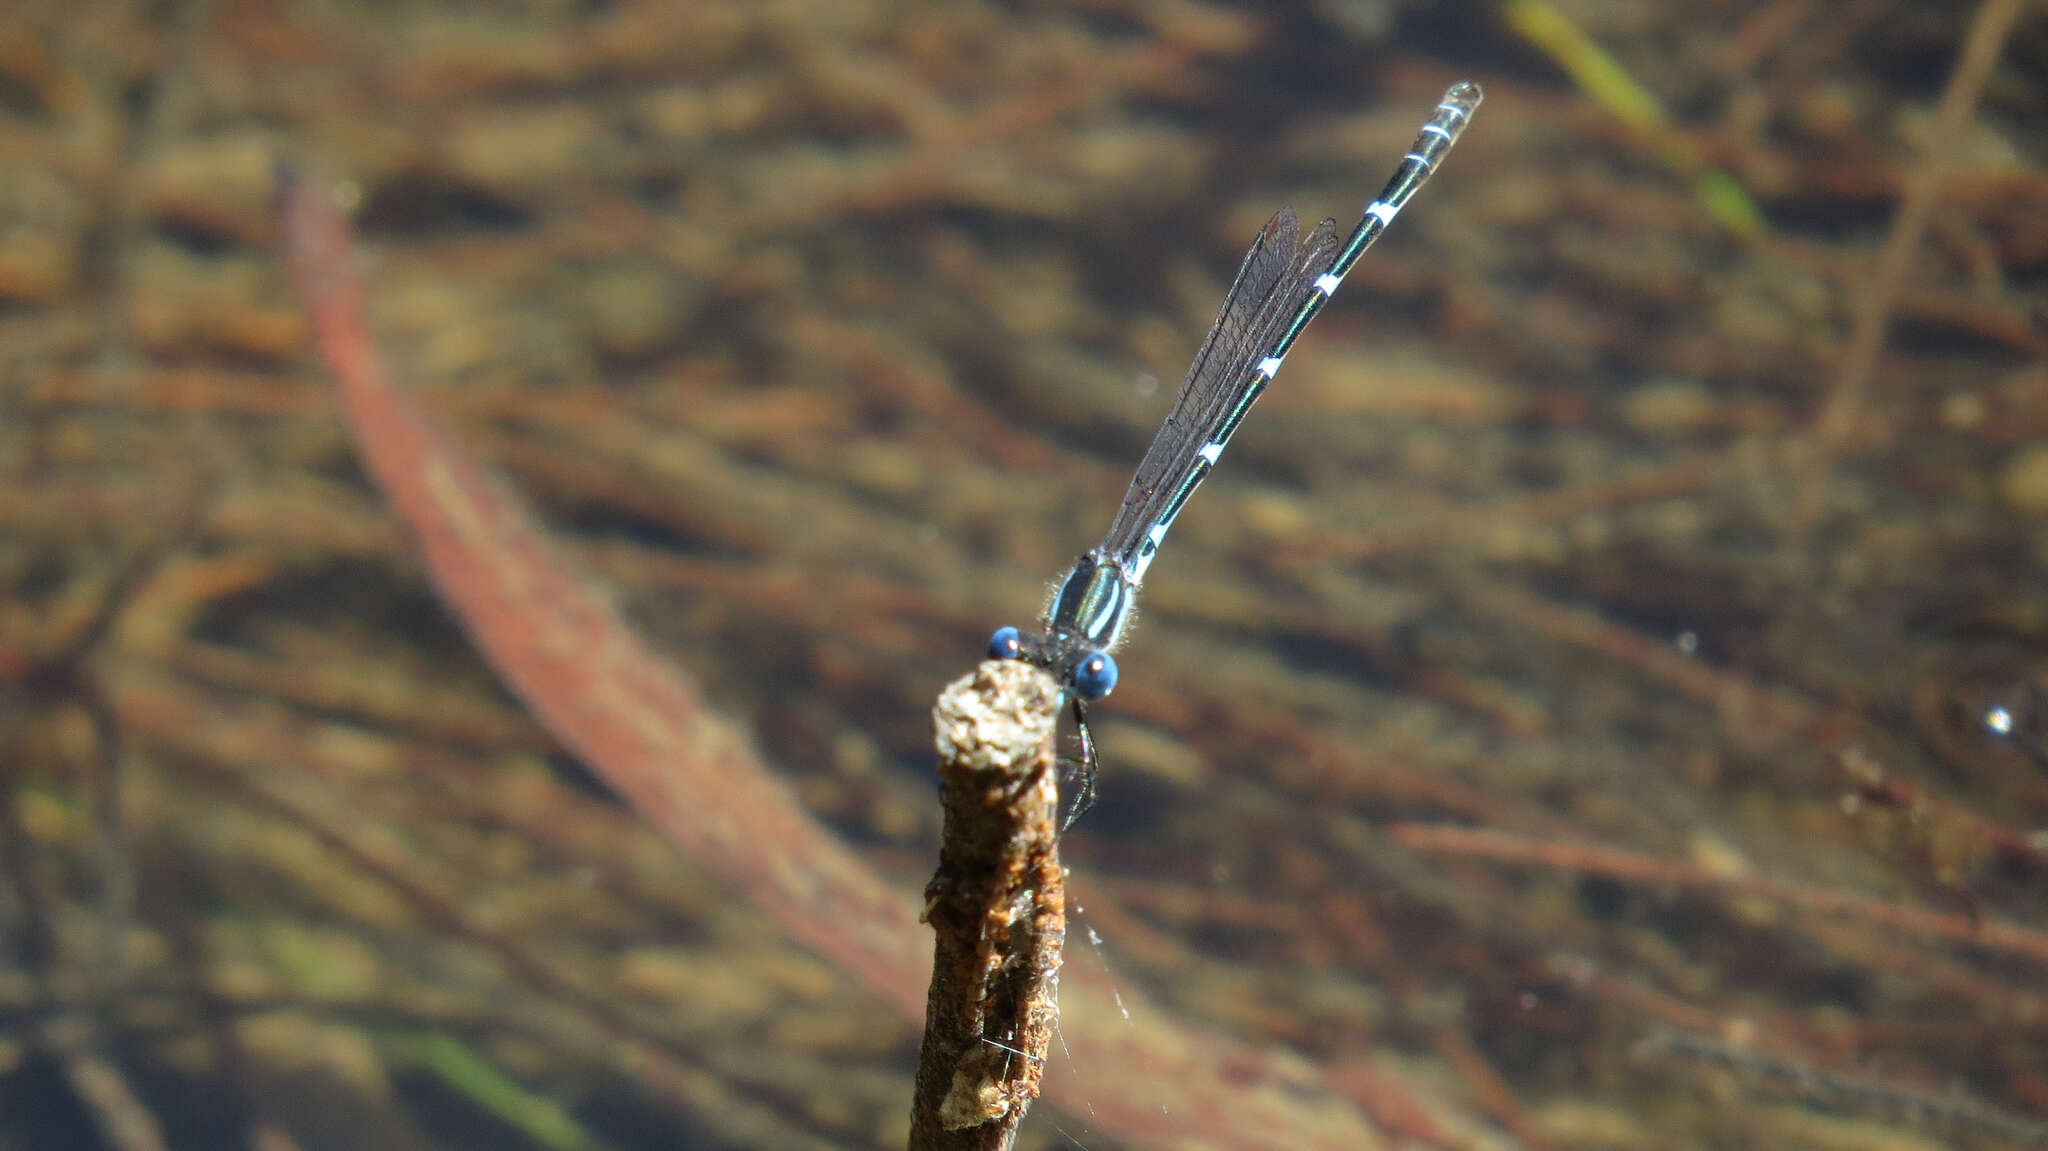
[1391,823,2048,966]
[1795,0,2026,531]
[911,660,1064,1150]
[277,166,934,1012]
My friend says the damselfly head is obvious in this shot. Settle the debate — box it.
[985,625,1120,702]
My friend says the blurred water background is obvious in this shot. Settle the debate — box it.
[3,0,2047,1148]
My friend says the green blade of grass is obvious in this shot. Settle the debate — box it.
[1500,0,1765,235]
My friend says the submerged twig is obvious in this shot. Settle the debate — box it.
[912,660,1064,1151]
[1795,0,2025,531]
[1390,822,2048,966]
[1638,1029,2048,1148]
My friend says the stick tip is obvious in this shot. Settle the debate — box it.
[933,660,1061,774]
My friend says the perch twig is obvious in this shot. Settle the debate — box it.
[911,660,1065,1150]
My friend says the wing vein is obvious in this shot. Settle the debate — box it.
[1098,211,1340,562]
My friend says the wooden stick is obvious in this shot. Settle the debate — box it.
[911,660,1065,1150]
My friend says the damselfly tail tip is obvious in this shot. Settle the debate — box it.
[1446,81,1484,112]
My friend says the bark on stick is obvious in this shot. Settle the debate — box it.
[910,660,1065,1151]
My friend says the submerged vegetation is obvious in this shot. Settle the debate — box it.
[2,0,2046,1148]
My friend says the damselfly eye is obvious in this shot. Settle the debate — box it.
[987,626,1024,661]
[1070,651,1118,702]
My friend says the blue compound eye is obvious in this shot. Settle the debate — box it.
[987,626,1024,661]
[1070,651,1117,701]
